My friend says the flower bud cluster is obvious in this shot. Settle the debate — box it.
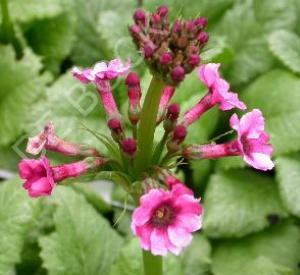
[129,6,208,85]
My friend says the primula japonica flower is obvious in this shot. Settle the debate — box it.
[131,183,202,256]
[129,6,208,85]
[26,122,100,157]
[19,156,106,197]
[184,63,246,125]
[183,109,274,171]
[72,59,131,131]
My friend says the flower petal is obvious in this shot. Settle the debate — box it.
[167,225,192,248]
[150,228,168,256]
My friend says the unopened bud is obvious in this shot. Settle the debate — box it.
[134,9,146,25]
[194,17,207,28]
[160,52,173,65]
[157,5,168,17]
[171,66,185,83]
[188,54,201,66]
[198,31,209,44]
[125,72,140,87]
[108,118,123,134]
[143,43,156,58]
[121,138,137,157]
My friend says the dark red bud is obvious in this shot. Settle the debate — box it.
[157,5,168,17]
[151,13,161,24]
[171,66,185,82]
[173,125,187,141]
[167,103,180,120]
[173,20,182,33]
[198,31,209,43]
[121,138,137,156]
[143,43,155,58]
[194,17,207,28]
[186,20,195,32]
[125,72,140,87]
[160,52,173,65]
[134,9,146,25]
[130,24,141,35]
[108,118,122,133]
[188,54,201,66]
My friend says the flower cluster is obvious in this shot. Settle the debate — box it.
[18,5,274,257]
[129,6,208,85]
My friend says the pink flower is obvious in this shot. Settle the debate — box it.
[183,109,274,171]
[131,185,203,256]
[157,86,176,124]
[19,156,106,198]
[198,63,246,111]
[26,122,100,157]
[19,156,55,197]
[183,63,246,125]
[72,59,131,84]
[72,59,130,121]
[230,109,274,171]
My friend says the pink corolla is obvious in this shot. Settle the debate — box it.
[72,59,130,120]
[26,122,100,157]
[19,156,106,197]
[131,184,203,256]
[183,109,274,171]
[230,109,274,171]
[184,63,246,125]
[72,59,131,84]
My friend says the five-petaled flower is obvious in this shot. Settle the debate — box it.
[131,179,202,256]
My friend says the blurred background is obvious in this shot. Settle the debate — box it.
[1,0,300,274]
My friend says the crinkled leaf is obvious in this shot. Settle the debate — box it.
[0,46,49,146]
[276,155,300,217]
[203,170,287,238]
[24,12,76,75]
[0,178,36,275]
[215,0,274,85]
[39,186,123,275]
[181,234,212,275]
[212,222,300,275]
[5,0,63,22]
[242,70,300,155]
[268,30,300,74]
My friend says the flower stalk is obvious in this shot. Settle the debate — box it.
[143,251,163,275]
[0,0,13,43]
[134,76,165,176]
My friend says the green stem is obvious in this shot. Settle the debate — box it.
[151,131,169,164]
[134,76,165,177]
[0,0,13,43]
[143,250,163,275]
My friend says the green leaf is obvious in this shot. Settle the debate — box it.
[242,70,300,155]
[0,178,36,275]
[181,234,212,275]
[39,186,123,275]
[109,238,183,275]
[27,72,108,152]
[5,0,63,22]
[212,222,300,275]
[0,46,49,146]
[253,0,297,32]
[203,170,287,238]
[214,0,271,85]
[268,30,300,74]
[215,156,245,171]
[24,12,76,74]
[276,155,300,217]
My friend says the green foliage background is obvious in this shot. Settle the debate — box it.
[0,0,300,274]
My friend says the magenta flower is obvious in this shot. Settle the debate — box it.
[72,59,130,122]
[131,185,202,256]
[26,122,100,157]
[72,59,131,84]
[230,109,274,171]
[184,109,274,171]
[19,156,106,198]
[19,156,54,197]
[157,86,175,124]
[184,63,246,125]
